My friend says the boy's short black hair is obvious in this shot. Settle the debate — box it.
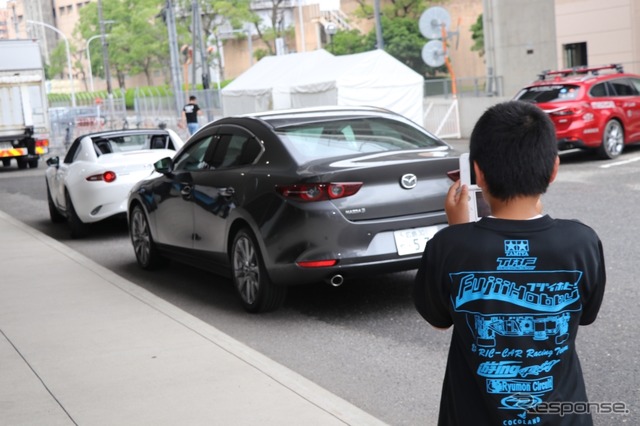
[189,95,197,101]
[469,100,558,201]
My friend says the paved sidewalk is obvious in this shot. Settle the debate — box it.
[0,210,387,426]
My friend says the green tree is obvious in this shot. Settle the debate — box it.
[244,0,295,56]
[47,42,68,79]
[175,0,258,81]
[76,0,168,89]
[470,13,484,57]
[330,29,371,55]
[333,0,448,76]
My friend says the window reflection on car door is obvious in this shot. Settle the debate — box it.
[192,126,264,258]
[151,133,216,249]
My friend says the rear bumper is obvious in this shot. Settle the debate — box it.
[268,254,424,286]
[555,122,602,150]
[73,178,145,223]
[258,204,447,286]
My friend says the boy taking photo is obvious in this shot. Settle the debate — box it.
[414,100,606,425]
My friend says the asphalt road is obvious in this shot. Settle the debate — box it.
[0,142,638,425]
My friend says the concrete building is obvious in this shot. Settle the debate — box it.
[555,0,640,74]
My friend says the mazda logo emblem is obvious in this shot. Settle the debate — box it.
[400,174,417,189]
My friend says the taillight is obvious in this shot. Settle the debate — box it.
[550,109,575,116]
[86,171,117,182]
[297,259,338,268]
[35,139,49,147]
[549,103,593,121]
[276,182,362,201]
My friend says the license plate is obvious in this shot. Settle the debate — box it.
[393,225,441,256]
[0,142,12,150]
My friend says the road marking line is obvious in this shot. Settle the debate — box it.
[600,156,640,169]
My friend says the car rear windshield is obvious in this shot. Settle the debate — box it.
[515,84,581,103]
[273,117,447,163]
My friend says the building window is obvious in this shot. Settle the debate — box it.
[563,42,587,68]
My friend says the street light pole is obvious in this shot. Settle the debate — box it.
[86,34,108,93]
[97,0,113,98]
[26,19,76,107]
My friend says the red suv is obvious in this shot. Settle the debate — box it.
[514,64,640,159]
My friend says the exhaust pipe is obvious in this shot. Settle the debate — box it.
[328,274,344,287]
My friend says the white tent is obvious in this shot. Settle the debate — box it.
[220,50,334,116]
[221,49,424,124]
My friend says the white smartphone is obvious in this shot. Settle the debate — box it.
[459,153,488,221]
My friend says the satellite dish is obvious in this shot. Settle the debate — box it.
[422,40,446,67]
[419,6,451,40]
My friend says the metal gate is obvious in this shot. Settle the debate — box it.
[423,98,461,139]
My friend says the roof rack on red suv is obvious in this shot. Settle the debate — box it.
[537,64,624,81]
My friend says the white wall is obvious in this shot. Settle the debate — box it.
[555,0,640,74]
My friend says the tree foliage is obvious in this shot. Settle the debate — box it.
[76,0,168,89]
[470,13,484,57]
[332,0,448,76]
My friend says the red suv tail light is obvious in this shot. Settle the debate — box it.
[276,182,362,201]
[86,171,117,182]
[549,103,593,121]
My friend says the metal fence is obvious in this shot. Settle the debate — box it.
[48,90,129,150]
[424,76,504,99]
[48,78,495,150]
[133,88,222,133]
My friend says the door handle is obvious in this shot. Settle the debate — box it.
[221,187,235,197]
[181,185,192,198]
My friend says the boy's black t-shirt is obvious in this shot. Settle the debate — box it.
[415,215,606,426]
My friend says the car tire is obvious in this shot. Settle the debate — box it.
[16,158,28,169]
[2,159,10,167]
[231,228,286,313]
[598,119,624,159]
[46,183,65,223]
[28,159,39,168]
[129,204,165,270]
[65,190,89,239]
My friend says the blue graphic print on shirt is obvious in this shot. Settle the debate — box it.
[448,239,583,414]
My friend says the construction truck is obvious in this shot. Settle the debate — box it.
[0,39,50,169]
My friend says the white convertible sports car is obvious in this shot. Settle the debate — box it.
[45,128,184,238]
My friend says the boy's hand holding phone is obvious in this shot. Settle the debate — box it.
[445,180,470,225]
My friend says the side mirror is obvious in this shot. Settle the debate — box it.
[154,157,173,174]
[46,156,59,167]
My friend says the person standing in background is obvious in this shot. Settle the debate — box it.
[181,95,203,136]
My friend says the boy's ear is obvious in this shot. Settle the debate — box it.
[473,161,486,188]
[549,156,560,183]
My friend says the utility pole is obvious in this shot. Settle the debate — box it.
[97,0,112,96]
[373,0,384,50]
[165,0,184,114]
[192,0,212,121]
[191,0,198,91]
[10,2,19,35]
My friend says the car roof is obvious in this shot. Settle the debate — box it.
[527,64,637,87]
[230,106,416,130]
